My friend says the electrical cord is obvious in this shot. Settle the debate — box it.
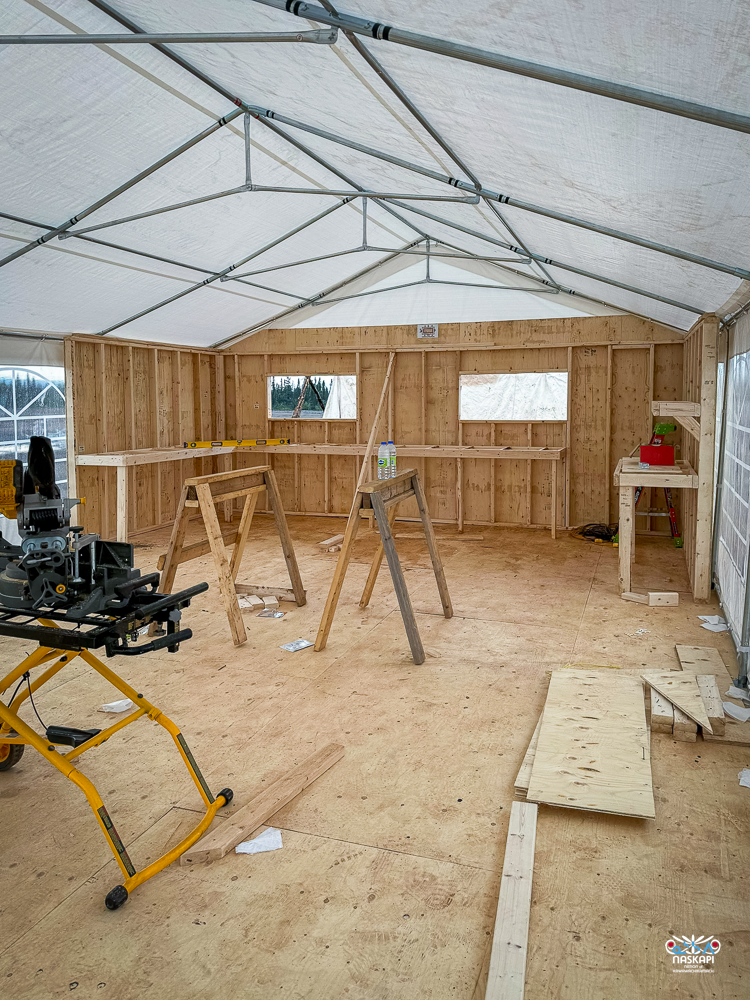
[25,673,48,731]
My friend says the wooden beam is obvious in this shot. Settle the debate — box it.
[694,315,719,601]
[484,801,538,1000]
[356,352,396,492]
[181,743,345,865]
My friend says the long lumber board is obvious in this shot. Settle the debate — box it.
[675,645,733,688]
[526,670,655,819]
[181,743,344,864]
[484,801,537,1000]
[641,672,713,733]
[514,717,542,798]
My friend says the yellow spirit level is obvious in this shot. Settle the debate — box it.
[183,439,290,448]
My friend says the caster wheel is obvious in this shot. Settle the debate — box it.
[105,885,129,910]
[218,787,233,807]
[0,743,24,771]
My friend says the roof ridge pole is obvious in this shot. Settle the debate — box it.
[251,0,750,135]
[247,106,750,281]
[388,200,706,315]
[0,109,243,269]
[97,199,353,335]
[317,1,560,287]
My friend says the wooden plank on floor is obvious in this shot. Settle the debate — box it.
[182,744,345,865]
[702,718,750,745]
[675,645,733,688]
[513,717,542,798]
[642,672,713,733]
[526,670,655,819]
[695,674,725,736]
[484,800,537,1000]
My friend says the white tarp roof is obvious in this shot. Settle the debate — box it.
[1,1,748,348]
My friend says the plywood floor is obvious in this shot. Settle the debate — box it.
[1,517,748,1000]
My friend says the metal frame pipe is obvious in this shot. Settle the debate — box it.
[317,6,560,288]
[0,109,243,269]
[1,29,337,44]
[247,106,750,281]
[97,199,353,335]
[306,277,559,307]
[253,0,750,135]
[390,200,706,315]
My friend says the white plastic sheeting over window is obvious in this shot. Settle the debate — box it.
[1,1,748,346]
[322,375,357,419]
[715,314,750,640]
[459,372,568,422]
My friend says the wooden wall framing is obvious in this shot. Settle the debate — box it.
[67,315,687,538]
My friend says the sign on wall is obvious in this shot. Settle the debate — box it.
[417,323,439,339]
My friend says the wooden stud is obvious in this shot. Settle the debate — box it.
[484,801,538,1000]
[618,486,634,593]
[650,689,674,733]
[694,315,719,601]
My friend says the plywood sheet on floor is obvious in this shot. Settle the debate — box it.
[1,517,747,1000]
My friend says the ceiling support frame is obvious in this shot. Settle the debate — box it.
[1,29,338,45]
[0,109,243,270]
[252,0,750,135]
[247,105,750,282]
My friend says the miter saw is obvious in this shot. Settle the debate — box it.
[0,438,232,910]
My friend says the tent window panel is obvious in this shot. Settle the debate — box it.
[459,372,568,422]
[267,375,357,420]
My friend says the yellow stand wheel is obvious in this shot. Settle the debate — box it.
[0,742,25,771]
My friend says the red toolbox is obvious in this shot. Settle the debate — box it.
[639,444,675,466]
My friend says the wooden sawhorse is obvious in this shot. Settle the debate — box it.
[159,465,305,646]
[315,469,452,664]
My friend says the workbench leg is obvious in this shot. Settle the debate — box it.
[413,473,453,620]
[229,491,258,581]
[618,485,634,594]
[315,496,363,651]
[371,492,425,665]
[116,465,128,543]
[359,503,399,608]
[159,487,190,594]
[196,483,246,647]
[550,459,557,540]
[264,469,306,607]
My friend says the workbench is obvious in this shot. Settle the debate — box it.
[76,444,566,542]
[614,457,698,594]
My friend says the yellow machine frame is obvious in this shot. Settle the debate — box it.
[0,621,231,910]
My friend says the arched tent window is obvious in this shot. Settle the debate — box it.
[0,366,67,498]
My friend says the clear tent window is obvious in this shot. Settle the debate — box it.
[0,366,67,493]
[267,375,357,420]
[459,372,568,421]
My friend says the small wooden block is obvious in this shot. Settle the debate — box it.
[672,706,698,742]
[263,595,279,609]
[648,591,679,606]
[650,689,674,733]
[622,592,648,604]
[241,595,264,610]
[695,674,725,736]
[318,534,344,549]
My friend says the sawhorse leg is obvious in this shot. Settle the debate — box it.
[370,491,425,665]
[264,469,306,606]
[315,495,363,651]
[359,503,399,608]
[196,482,246,646]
